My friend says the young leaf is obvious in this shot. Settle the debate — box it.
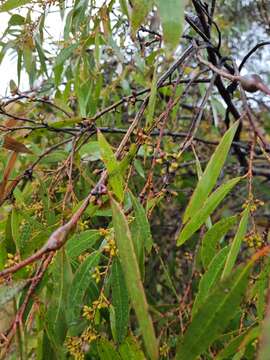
[192,246,229,316]
[183,121,239,224]
[156,0,187,50]
[98,131,124,201]
[201,215,238,269]
[176,261,253,360]
[177,177,241,246]
[221,208,249,279]
[67,251,100,324]
[111,258,129,344]
[111,197,159,360]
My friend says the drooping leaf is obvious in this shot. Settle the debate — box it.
[54,43,78,68]
[177,177,241,246]
[111,197,159,360]
[130,0,153,36]
[146,63,157,128]
[98,131,124,201]
[201,215,238,269]
[130,191,153,253]
[192,246,229,316]
[156,0,187,50]
[221,207,249,279]
[67,251,100,324]
[111,258,129,344]
[176,261,253,360]
[183,121,239,224]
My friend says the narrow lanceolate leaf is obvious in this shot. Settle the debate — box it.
[130,191,153,253]
[176,261,252,360]
[177,177,241,246]
[221,208,249,279]
[111,258,129,344]
[192,246,229,316]
[130,0,153,36]
[201,215,238,269]
[0,0,30,12]
[98,131,124,201]
[183,121,239,224]
[67,251,100,323]
[0,280,28,308]
[54,43,78,68]
[156,0,187,50]
[146,64,158,128]
[111,197,159,360]
[66,230,101,259]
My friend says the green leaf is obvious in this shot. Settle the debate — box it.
[54,43,78,68]
[66,230,101,259]
[177,177,241,246]
[111,197,158,360]
[8,14,25,25]
[216,326,259,360]
[0,280,27,308]
[98,131,124,201]
[130,0,153,36]
[221,208,249,279]
[176,261,253,360]
[23,46,33,77]
[146,63,157,128]
[0,0,30,12]
[156,0,187,50]
[11,207,20,251]
[111,258,129,344]
[97,338,122,360]
[47,250,73,348]
[192,246,229,316]
[79,141,101,161]
[201,215,238,269]
[67,251,100,323]
[130,192,153,254]
[183,121,239,224]
[119,336,146,360]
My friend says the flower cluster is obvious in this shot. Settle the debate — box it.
[243,198,264,213]
[5,253,20,268]
[65,327,97,360]
[244,231,263,248]
[82,293,110,321]
[160,343,170,357]
[103,238,118,257]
